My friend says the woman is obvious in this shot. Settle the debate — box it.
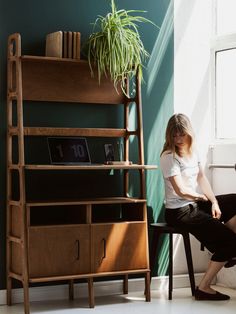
[160,113,236,301]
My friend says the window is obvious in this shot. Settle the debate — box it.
[214,0,236,140]
[215,48,236,139]
[216,0,236,36]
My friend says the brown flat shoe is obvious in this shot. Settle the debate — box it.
[195,287,230,301]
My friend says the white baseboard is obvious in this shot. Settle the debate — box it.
[0,273,204,305]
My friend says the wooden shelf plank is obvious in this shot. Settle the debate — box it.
[21,56,128,104]
[28,268,150,283]
[26,197,147,206]
[9,126,127,137]
[24,164,157,170]
[29,221,146,229]
[22,55,86,63]
[22,56,95,64]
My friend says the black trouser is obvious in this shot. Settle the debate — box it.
[165,194,236,262]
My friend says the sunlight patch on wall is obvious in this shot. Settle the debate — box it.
[146,0,173,96]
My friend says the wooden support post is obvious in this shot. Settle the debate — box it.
[88,278,94,308]
[145,271,151,302]
[123,274,128,294]
[69,280,74,300]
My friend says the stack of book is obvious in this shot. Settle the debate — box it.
[45,31,81,59]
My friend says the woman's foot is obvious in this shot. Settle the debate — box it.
[195,287,230,301]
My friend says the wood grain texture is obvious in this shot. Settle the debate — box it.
[22,57,126,104]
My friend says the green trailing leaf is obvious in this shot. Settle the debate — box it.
[86,0,158,94]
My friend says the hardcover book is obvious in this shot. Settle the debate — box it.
[45,31,63,58]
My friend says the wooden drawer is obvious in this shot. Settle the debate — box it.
[91,222,148,273]
[28,225,90,277]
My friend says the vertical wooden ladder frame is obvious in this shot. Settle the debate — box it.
[6,33,30,314]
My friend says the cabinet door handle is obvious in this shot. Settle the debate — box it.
[102,238,106,259]
[76,240,80,260]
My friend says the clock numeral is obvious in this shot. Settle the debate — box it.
[71,144,85,158]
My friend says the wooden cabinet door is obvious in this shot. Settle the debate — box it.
[91,222,148,273]
[28,225,90,277]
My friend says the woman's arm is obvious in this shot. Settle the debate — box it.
[197,165,221,218]
[169,175,208,202]
[197,165,217,203]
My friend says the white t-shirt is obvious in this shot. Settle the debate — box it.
[160,150,200,209]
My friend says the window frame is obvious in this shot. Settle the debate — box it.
[211,0,236,143]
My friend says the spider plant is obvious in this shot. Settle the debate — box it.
[86,0,157,93]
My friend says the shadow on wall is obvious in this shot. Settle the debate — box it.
[144,0,174,276]
[144,0,174,222]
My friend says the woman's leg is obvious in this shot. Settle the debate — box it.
[197,195,236,294]
[225,215,236,233]
[198,195,236,260]
[217,194,236,266]
[216,194,236,233]
[198,260,225,293]
[224,215,236,267]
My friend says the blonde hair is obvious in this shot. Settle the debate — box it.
[161,113,195,156]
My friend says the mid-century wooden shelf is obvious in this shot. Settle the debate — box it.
[6,33,157,314]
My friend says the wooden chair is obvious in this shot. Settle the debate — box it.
[150,223,196,300]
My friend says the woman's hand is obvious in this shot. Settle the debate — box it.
[211,201,221,219]
[197,194,208,202]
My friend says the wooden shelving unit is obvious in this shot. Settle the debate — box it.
[6,33,157,314]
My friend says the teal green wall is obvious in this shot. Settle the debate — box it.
[0,0,173,289]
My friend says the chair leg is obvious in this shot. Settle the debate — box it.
[182,233,196,296]
[149,229,160,277]
[168,233,173,300]
[146,229,160,296]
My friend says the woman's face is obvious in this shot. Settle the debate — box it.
[173,131,190,150]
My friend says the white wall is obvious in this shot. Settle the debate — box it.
[173,0,214,273]
[211,144,236,287]
[174,0,236,285]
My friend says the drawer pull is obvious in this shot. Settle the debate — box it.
[76,240,80,260]
[102,238,106,259]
